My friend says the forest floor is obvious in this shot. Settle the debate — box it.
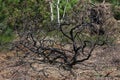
[0,42,120,80]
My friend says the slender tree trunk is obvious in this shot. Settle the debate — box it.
[49,1,54,21]
[62,0,68,19]
[57,0,60,25]
[102,0,105,3]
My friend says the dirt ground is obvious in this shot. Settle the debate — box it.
[0,43,120,80]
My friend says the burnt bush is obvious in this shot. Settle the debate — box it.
[13,2,112,70]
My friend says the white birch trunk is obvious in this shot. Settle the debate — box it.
[62,0,68,19]
[57,0,60,25]
[49,1,54,21]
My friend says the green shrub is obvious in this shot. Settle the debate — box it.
[113,6,120,20]
[0,23,14,51]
